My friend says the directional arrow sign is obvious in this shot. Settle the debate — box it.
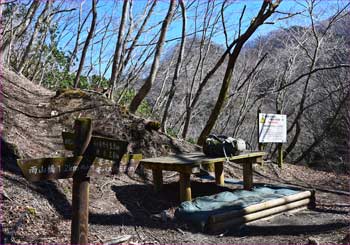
[62,131,142,175]
[17,156,83,182]
[62,132,128,161]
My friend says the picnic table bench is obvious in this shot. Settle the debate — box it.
[140,151,265,202]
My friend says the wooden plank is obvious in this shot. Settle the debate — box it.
[214,162,224,186]
[18,153,143,181]
[201,152,266,164]
[17,156,83,182]
[141,154,206,165]
[179,172,191,202]
[142,162,193,173]
[140,152,266,165]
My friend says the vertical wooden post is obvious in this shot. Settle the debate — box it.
[214,162,224,186]
[71,176,90,244]
[71,118,92,245]
[257,108,264,151]
[257,108,265,166]
[308,189,316,209]
[277,110,283,168]
[179,172,191,202]
[243,161,253,190]
[277,143,283,168]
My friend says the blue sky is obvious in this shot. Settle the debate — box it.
[55,0,348,78]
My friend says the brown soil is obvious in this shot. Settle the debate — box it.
[1,68,349,244]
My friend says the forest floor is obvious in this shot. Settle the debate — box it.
[1,68,350,244]
[2,162,350,244]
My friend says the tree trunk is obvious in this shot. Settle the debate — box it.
[73,0,97,88]
[66,1,90,73]
[161,0,186,133]
[1,0,40,52]
[108,0,130,98]
[17,0,52,74]
[129,0,176,113]
[179,35,238,139]
[197,1,280,145]
[123,1,157,70]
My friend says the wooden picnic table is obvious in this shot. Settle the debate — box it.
[141,151,265,202]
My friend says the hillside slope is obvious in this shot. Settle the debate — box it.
[1,68,199,162]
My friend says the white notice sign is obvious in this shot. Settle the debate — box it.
[259,113,287,143]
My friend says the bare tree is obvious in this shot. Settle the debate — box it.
[161,0,187,133]
[17,0,53,73]
[282,1,350,159]
[66,0,91,73]
[129,0,176,113]
[108,0,130,98]
[197,0,281,145]
[73,0,97,88]
[1,0,40,65]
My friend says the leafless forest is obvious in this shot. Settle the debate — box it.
[1,0,349,169]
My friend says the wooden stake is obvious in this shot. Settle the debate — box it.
[277,109,283,168]
[277,143,283,168]
[179,172,191,202]
[243,161,253,190]
[214,162,224,186]
[71,176,90,244]
[71,118,92,245]
[257,108,262,151]
[257,108,264,165]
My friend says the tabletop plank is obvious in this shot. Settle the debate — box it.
[140,151,265,165]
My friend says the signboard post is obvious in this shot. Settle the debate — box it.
[17,118,141,244]
[70,118,93,245]
[277,109,283,167]
[258,111,287,167]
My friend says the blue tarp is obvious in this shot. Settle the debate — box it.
[175,183,302,231]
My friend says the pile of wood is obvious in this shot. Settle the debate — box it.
[206,190,315,233]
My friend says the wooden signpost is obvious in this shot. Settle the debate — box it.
[17,118,142,244]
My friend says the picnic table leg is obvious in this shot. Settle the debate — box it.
[215,162,224,186]
[152,168,163,192]
[243,160,253,190]
[179,172,191,202]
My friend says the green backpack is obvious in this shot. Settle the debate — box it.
[203,135,246,158]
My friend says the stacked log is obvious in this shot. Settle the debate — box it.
[206,190,315,233]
